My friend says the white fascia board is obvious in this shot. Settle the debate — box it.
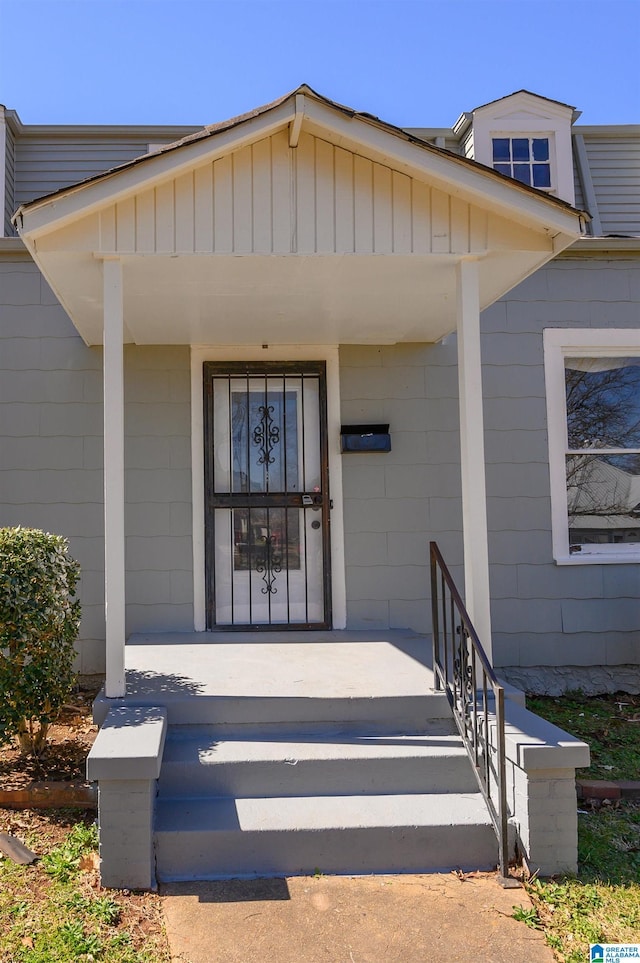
[562,237,640,254]
[16,101,296,239]
[404,126,455,141]
[301,98,584,241]
[0,237,29,257]
[574,124,640,137]
[452,112,472,138]
[474,91,574,124]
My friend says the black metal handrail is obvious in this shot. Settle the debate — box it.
[429,541,509,880]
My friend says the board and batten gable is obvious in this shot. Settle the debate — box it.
[83,129,516,258]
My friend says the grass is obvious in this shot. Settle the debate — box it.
[511,693,640,962]
[524,804,640,963]
[0,813,171,963]
[527,692,640,780]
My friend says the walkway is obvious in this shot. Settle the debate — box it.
[161,872,553,963]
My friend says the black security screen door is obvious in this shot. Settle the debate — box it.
[203,361,332,629]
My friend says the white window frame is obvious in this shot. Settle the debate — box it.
[544,328,640,564]
[490,130,558,196]
[491,130,556,194]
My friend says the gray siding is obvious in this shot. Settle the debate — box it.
[0,259,105,671]
[2,255,639,673]
[341,256,640,670]
[339,341,463,635]
[123,344,193,636]
[0,259,193,672]
[13,132,196,209]
[578,131,640,236]
[485,256,640,668]
[4,124,15,235]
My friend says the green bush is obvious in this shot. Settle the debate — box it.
[0,527,81,755]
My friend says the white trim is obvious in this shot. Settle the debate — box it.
[572,133,603,236]
[103,259,126,697]
[190,344,346,631]
[456,259,492,658]
[289,94,305,148]
[544,328,640,565]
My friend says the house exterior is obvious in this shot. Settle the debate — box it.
[2,87,638,690]
[1,86,637,885]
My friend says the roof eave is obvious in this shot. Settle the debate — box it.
[14,85,586,245]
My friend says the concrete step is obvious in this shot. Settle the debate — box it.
[158,727,478,798]
[154,792,498,881]
[94,691,452,730]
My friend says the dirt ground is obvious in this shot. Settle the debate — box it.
[0,685,99,789]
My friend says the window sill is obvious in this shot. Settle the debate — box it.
[555,554,640,566]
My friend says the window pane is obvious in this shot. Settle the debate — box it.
[532,164,551,188]
[512,138,530,161]
[566,453,640,549]
[493,163,511,176]
[230,386,299,493]
[565,358,640,449]
[532,138,549,161]
[513,164,531,185]
[492,138,510,161]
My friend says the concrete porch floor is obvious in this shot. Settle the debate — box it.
[126,629,435,697]
[93,630,443,728]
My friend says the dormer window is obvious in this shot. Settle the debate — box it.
[492,136,551,188]
[456,91,577,206]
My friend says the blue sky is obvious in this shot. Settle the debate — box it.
[1,0,638,127]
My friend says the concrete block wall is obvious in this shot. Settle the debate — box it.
[493,700,590,876]
[0,257,193,672]
[510,765,580,876]
[86,706,167,890]
[96,780,156,889]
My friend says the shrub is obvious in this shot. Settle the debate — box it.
[0,527,81,755]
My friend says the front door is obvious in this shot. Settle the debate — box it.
[204,361,332,629]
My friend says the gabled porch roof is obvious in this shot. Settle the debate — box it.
[14,85,585,347]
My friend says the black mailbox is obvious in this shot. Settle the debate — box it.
[340,424,391,453]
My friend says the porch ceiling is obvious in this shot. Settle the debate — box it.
[31,249,548,346]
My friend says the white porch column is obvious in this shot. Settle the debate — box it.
[456,258,493,660]
[103,258,126,697]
